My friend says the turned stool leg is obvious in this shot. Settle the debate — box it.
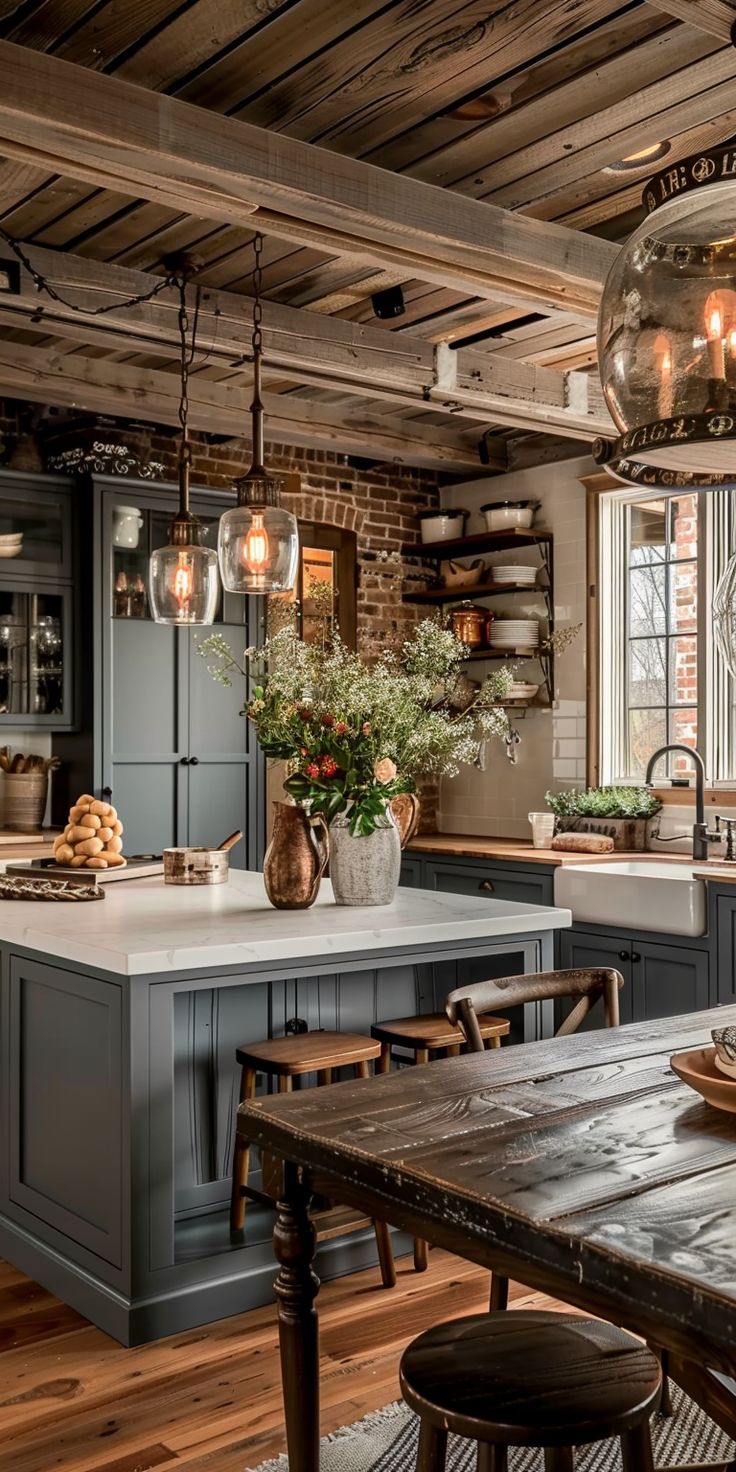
[416,1421,447,1472]
[353,1059,397,1289]
[477,1444,507,1472]
[317,1068,333,1086]
[490,1034,502,1049]
[489,1273,509,1312]
[377,1042,392,1075]
[544,1449,575,1471]
[620,1422,655,1472]
[229,1065,256,1232]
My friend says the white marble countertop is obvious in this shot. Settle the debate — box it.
[0,869,572,977]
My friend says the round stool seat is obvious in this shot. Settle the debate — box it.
[371,1013,510,1050]
[399,1312,661,1448]
[235,1030,381,1076]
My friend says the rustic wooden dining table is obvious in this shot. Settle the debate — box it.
[239,1005,736,1472]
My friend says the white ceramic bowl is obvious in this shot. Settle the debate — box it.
[419,512,466,544]
[483,505,534,532]
[0,545,23,558]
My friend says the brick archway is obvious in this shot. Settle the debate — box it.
[285,489,361,537]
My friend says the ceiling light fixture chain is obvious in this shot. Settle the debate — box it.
[0,225,185,320]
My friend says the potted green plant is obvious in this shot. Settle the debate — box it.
[545,786,663,851]
[199,619,514,906]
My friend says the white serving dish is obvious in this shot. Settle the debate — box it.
[419,512,466,544]
[481,503,537,532]
[0,545,23,558]
[554,861,707,938]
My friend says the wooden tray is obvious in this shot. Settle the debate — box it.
[670,1046,736,1114]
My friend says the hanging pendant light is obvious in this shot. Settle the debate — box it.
[149,266,219,625]
[218,235,299,594]
[594,144,736,488]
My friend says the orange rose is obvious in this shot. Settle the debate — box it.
[373,757,397,783]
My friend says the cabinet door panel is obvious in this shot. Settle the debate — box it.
[188,627,250,758]
[632,941,709,1022]
[425,859,553,907]
[112,621,181,755]
[558,930,634,1027]
[187,762,249,866]
[716,895,736,1004]
[399,857,423,888]
[110,762,181,855]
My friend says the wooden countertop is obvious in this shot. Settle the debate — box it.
[0,831,60,860]
[407,834,699,867]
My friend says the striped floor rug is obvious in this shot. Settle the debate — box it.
[249,1386,735,1472]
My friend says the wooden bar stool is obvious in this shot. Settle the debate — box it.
[230,1030,396,1288]
[400,1311,661,1472]
[371,1012,511,1072]
[371,1011,510,1273]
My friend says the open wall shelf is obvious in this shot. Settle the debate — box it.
[400,529,552,561]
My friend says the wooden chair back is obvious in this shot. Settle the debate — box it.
[445,967,623,1053]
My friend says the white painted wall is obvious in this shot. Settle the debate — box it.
[438,455,593,839]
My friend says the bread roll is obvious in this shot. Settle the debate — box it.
[75,836,104,857]
[68,824,98,844]
[98,826,113,842]
[56,843,74,865]
[112,819,123,836]
[106,835,123,853]
[80,813,101,831]
[77,795,94,806]
[90,799,112,817]
[86,856,108,869]
[103,852,126,867]
[70,854,89,867]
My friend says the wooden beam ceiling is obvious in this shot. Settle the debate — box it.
[0,339,489,473]
[0,40,617,321]
[649,1,736,41]
[0,244,612,439]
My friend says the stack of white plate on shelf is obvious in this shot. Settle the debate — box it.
[489,618,540,650]
[0,533,23,559]
[507,681,540,701]
[491,563,538,588]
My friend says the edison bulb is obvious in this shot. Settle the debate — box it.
[149,540,219,625]
[243,512,269,575]
[218,502,298,593]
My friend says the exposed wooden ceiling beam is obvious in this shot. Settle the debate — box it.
[648,1,736,40]
[0,245,613,440]
[0,339,491,473]
[0,40,617,322]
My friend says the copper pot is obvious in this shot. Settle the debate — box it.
[451,602,492,648]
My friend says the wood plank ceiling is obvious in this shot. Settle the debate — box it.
[0,0,734,474]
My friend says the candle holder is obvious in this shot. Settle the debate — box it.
[595,146,736,488]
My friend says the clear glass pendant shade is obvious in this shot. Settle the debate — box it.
[713,549,736,679]
[218,500,299,593]
[149,535,219,625]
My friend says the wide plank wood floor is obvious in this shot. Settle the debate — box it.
[0,1252,568,1472]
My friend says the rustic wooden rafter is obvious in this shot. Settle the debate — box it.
[0,40,618,322]
[0,338,495,472]
[0,245,613,439]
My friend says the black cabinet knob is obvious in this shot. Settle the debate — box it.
[102,785,113,799]
[479,879,494,893]
[618,950,630,961]
[631,952,641,963]
[189,756,200,766]
[180,756,190,765]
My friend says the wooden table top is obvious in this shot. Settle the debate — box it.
[241,1006,736,1370]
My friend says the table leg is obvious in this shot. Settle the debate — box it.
[274,1161,321,1472]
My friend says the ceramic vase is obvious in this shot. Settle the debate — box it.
[263,802,329,909]
[329,806,401,906]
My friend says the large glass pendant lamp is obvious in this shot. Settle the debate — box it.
[594,145,736,489]
[149,268,219,624]
[218,235,299,594]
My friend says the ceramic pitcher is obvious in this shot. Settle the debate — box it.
[263,801,330,909]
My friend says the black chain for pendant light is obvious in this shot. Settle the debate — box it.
[0,225,193,320]
[173,266,201,513]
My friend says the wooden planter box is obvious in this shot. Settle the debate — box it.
[554,815,652,851]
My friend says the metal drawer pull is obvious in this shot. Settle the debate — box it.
[480,880,495,893]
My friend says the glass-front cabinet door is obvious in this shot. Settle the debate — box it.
[0,483,71,577]
[0,585,71,725]
[109,498,242,625]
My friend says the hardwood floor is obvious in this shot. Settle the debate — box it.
[0,1250,566,1472]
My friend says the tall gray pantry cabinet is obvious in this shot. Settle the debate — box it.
[53,474,264,868]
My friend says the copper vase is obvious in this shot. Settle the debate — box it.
[263,802,330,909]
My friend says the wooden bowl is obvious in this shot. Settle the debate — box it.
[670,1046,736,1113]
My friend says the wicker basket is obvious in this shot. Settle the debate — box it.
[3,771,48,832]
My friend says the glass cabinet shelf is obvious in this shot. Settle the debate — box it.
[0,590,66,719]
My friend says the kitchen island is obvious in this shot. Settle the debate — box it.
[0,870,571,1344]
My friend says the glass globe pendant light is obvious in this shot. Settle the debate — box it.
[149,267,219,625]
[218,235,299,594]
[594,144,736,489]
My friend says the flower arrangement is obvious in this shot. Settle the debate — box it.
[198,619,514,835]
[545,786,662,819]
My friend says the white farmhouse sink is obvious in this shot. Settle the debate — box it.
[553,861,706,938]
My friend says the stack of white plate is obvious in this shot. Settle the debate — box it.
[492,564,538,588]
[489,618,540,649]
[0,533,23,560]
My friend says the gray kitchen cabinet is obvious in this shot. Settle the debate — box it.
[53,476,264,868]
[399,856,423,887]
[424,856,554,907]
[559,926,709,1025]
[0,471,76,730]
[707,883,736,1005]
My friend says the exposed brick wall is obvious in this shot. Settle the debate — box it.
[0,400,442,825]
